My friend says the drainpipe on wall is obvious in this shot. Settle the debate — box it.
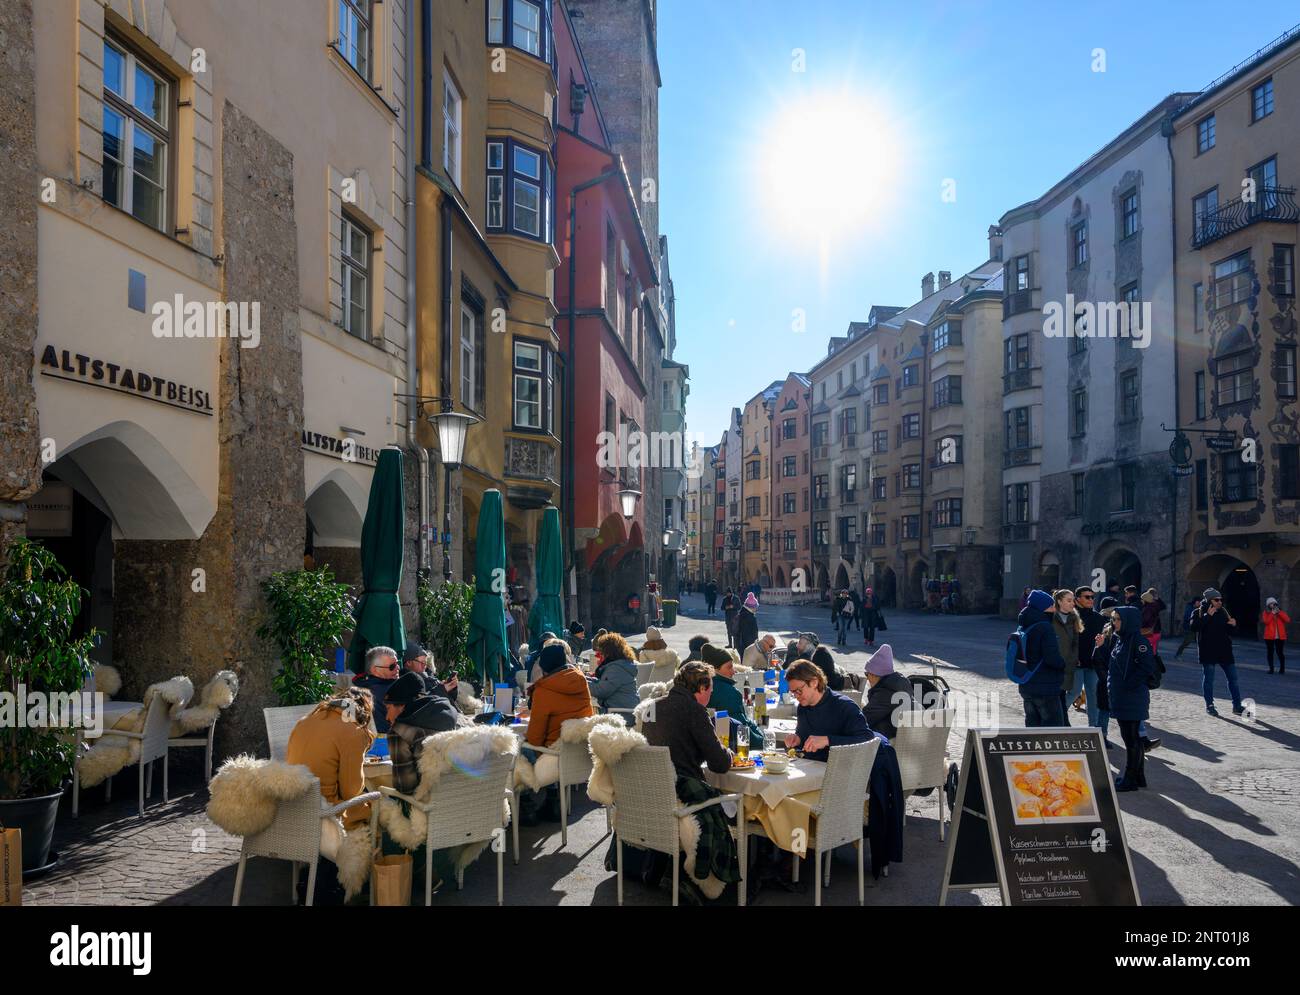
[405,0,427,578]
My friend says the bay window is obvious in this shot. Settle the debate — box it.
[485,138,553,243]
[487,0,552,63]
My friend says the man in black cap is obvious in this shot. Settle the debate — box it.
[566,621,586,658]
[385,671,468,794]
[403,638,461,701]
[785,631,818,666]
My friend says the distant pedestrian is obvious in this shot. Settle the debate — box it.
[1050,589,1084,728]
[1123,585,1140,607]
[704,579,718,616]
[1015,589,1067,727]
[1074,587,1105,730]
[833,589,853,646]
[1189,588,1242,716]
[1108,605,1157,792]
[1263,597,1290,674]
[1019,586,1031,612]
[721,588,740,648]
[1173,597,1199,659]
[736,592,760,657]
[861,587,884,648]
[849,588,863,631]
[1139,588,1166,655]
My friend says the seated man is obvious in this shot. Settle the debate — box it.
[384,672,469,794]
[565,621,587,658]
[682,634,710,665]
[783,659,873,762]
[742,633,779,672]
[702,643,765,749]
[811,645,851,692]
[639,662,741,902]
[860,644,913,741]
[402,639,459,700]
[784,631,818,665]
[353,646,401,732]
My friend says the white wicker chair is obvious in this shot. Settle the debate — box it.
[264,704,317,761]
[167,720,219,785]
[370,749,518,906]
[73,693,172,818]
[893,708,955,840]
[522,729,602,847]
[647,660,676,685]
[634,662,656,686]
[840,688,864,707]
[231,776,380,906]
[775,739,878,906]
[607,744,745,907]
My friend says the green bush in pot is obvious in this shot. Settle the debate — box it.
[257,567,355,705]
[417,578,475,681]
[0,538,96,802]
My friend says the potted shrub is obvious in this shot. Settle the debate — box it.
[0,538,97,873]
[257,567,355,705]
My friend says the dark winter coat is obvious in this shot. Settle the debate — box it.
[1108,606,1156,722]
[1189,602,1236,664]
[1079,606,1108,675]
[1052,610,1084,691]
[867,736,904,879]
[735,607,759,656]
[641,685,732,782]
[1141,598,1167,634]
[793,688,873,762]
[1015,593,1067,699]
[811,646,846,692]
[863,672,913,741]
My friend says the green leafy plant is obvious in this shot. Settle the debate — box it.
[257,567,355,705]
[0,538,97,799]
[418,578,474,680]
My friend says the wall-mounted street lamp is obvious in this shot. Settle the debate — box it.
[617,488,641,520]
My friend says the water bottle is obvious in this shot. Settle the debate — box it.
[714,710,729,749]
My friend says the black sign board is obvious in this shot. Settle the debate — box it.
[940,728,1140,906]
[1205,434,1238,452]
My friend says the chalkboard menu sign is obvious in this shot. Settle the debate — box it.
[940,728,1140,906]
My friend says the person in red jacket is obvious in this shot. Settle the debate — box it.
[1263,597,1291,675]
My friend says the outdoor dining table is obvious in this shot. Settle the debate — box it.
[704,753,825,854]
[362,757,393,789]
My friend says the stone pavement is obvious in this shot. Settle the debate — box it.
[22,595,1300,905]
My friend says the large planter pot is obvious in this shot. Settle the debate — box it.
[0,789,63,875]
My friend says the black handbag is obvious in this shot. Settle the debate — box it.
[1147,654,1166,690]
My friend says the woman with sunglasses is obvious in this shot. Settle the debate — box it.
[781,659,873,762]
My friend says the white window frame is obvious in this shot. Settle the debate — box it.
[460,302,478,406]
[102,37,170,232]
[443,70,463,188]
[512,340,543,430]
[488,0,504,43]
[337,0,372,78]
[512,0,541,57]
[341,213,370,338]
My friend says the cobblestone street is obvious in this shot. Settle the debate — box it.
[23,595,1300,906]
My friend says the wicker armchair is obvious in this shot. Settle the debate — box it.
[72,693,172,818]
[786,739,878,906]
[893,708,955,840]
[522,732,603,847]
[230,776,381,906]
[369,750,518,907]
[634,662,656,686]
[263,704,317,761]
[607,744,744,907]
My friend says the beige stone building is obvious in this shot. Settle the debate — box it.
[1172,28,1300,634]
[740,382,779,585]
[7,0,417,752]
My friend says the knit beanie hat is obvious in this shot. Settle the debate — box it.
[1141,588,1157,604]
[538,643,569,675]
[688,634,709,653]
[701,643,732,668]
[865,644,895,677]
[743,592,759,609]
[403,640,426,662]
[1203,588,1222,601]
[645,626,663,642]
[1027,589,1055,613]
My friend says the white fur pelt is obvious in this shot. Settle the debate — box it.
[92,663,122,699]
[638,681,671,701]
[378,725,518,874]
[170,670,240,735]
[206,755,372,900]
[631,692,666,734]
[638,647,680,685]
[513,713,625,791]
[454,689,485,716]
[76,676,194,788]
[586,722,727,900]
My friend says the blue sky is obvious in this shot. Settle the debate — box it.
[658,0,1300,443]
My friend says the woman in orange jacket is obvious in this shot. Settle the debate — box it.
[1263,597,1291,674]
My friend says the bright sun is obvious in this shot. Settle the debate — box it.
[759,94,904,245]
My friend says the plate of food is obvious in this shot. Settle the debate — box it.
[729,756,757,770]
[1004,755,1098,824]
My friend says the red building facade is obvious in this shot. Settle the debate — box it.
[554,2,659,631]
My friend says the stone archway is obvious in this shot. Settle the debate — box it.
[1098,541,1142,596]
[834,562,850,591]
[1038,551,1061,594]
[1188,554,1260,639]
[876,565,898,608]
[775,565,786,588]
[910,559,930,609]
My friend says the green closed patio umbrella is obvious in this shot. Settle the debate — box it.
[528,505,565,645]
[467,489,508,686]
[346,447,407,673]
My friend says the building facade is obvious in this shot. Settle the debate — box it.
[770,373,812,590]
[740,383,779,585]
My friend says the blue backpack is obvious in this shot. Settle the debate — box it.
[1005,626,1042,685]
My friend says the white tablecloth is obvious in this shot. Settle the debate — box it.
[704,757,825,808]
[85,700,145,739]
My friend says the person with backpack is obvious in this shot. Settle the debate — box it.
[1108,605,1158,791]
[1008,589,1068,726]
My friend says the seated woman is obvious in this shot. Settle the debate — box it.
[861,644,913,741]
[284,687,376,903]
[519,643,594,824]
[638,625,681,682]
[782,659,873,762]
[589,632,640,718]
